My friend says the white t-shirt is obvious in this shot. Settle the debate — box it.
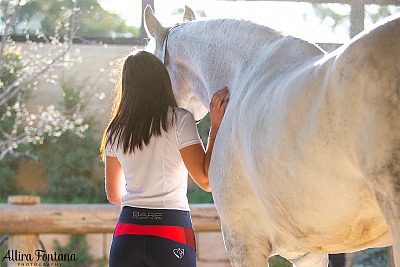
[106,107,202,211]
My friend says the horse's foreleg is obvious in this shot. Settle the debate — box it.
[222,223,271,267]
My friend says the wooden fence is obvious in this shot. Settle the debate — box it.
[0,196,395,267]
[0,196,221,266]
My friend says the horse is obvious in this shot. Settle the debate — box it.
[144,6,400,267]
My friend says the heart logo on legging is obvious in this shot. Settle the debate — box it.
[173,248,185,259]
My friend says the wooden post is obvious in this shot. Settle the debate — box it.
[345,252,356,267]
[350,2,365,38]
[6,196,43,267]
[388,246,395,267]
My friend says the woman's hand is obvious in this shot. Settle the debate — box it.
[209,87,229,136]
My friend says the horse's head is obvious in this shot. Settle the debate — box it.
[144,6,208,121]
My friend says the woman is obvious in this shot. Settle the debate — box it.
[100,50,229,267]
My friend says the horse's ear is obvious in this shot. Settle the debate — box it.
[144,5,162,38]
[183,5,196,21]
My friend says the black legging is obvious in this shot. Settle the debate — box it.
[109,206,197,267]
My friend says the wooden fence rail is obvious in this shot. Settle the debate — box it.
[0,197,221,234]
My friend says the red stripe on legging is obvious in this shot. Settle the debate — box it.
[114,222,186,244]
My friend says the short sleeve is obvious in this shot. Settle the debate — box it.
[176,111,202,150]
[105,140,117,157]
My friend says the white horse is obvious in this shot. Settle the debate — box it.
[144,6,400,267]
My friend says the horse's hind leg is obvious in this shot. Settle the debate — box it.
[374,188,400,266]
[374,190,400,266]
[367,143,400,266]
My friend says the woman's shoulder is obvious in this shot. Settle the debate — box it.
[171,107,197,130]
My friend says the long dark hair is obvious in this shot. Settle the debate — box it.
[100,51,178,159]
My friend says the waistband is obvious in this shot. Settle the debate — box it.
[118,206,193,228]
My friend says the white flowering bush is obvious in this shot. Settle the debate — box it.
[0,0,86,161]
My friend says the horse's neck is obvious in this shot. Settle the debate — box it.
[170,20,323,106]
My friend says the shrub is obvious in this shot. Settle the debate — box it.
[33,77,107,203]
[54,234,94,267]
[352,248,388,267]
[0,156,20,201]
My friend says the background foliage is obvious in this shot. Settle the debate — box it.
[33,77,107,203]
[10,0,139,38]
[54,234,96,267]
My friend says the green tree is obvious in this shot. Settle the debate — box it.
[10,0,139,38]
[309,4,400,33]
[365,5,400,24]
[310,4,349,32]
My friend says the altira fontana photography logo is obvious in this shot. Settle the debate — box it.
[1,249,78,266]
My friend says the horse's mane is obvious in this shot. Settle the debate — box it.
[179,18,323,57]
[185,18,286,46]
[215,18,282,36]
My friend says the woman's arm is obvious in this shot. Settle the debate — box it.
[105,156,126,205]
[180,87,229,192]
